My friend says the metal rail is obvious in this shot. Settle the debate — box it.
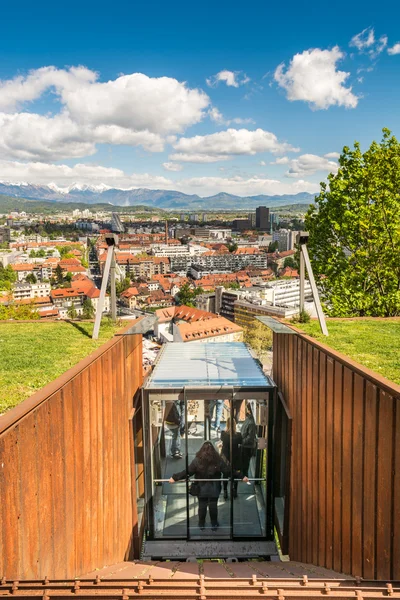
[0,577,398,598]
[153,478,264,483]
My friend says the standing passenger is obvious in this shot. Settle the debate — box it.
[241,402,257,477]
[220,417,242,499]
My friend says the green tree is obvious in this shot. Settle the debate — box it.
[305,129,400,317]
[283,256,298,269]
[176,283,204,307]
[67,305,78,320]
[223,281,240,290]
[268,241,279,253]
[227,242,238,253]
[115,277,131,296]
[0,302,39,320]
[26,273,37,284]
[55,264,64,285]
[243,319,272,362]
[0,264,17,291]
[82,298,95,319]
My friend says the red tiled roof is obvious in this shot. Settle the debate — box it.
[177,316,243,341]
[155,305,216,324]
[11,263,34,271]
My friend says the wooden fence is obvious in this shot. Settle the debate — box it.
[273,331,400,580]
[0,328,143,580]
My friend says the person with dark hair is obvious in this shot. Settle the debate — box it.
[164,400,185,459]
[220,417,242,500]
[241,402,257,477]
[169,441,248,531]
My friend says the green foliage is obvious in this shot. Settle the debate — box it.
[291,309,311,324]
[29,249,46,258]
[55,264,64,284]
[268,241,279,253]
[82,298,95,319]
[176,283,204,307]
[283,256,298,269]
[223,282,240,290]
[227,242,238,252]
[0,264,17,291]
[26,273,37,284]
[243,318,272,361]
[67,305,78,320]
[57,245,73,258]
[305,129,400,317]
[116,277,131,296]
[298,319,400,384]
[0,321,121,412]
[0,302,39,321]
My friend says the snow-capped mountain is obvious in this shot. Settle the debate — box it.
[0,181,315,209]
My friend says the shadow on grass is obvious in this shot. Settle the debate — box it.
[65,319,93,339]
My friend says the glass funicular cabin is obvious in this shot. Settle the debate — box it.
[141,342,278,560]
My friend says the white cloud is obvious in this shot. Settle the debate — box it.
[272,156,290,165]
[0,66,211,160]
[206,70,250,88]
[209,107,255,126]
[350,27,376,51]
[284,154,339,178]
[0,159,320,197]
[169,128,299,163]
[274,46,359,109]
[0,159,174,189]
[324,152,340,159]
[350,27,387,59]
[259,161,266,166]
[388,43,400,55]
[163,162,183,172]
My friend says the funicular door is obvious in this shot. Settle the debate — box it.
[143,388,275,543]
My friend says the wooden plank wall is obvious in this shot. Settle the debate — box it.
[0,333,143,580]
[273,332,400,580]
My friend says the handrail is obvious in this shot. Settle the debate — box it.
[153,478,263,483]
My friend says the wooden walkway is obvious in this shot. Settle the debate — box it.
[82,559,352,580]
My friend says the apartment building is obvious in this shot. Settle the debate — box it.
[188,252,268,278]
[13,281,51,301]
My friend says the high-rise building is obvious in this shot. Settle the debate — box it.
[256,206,270,230]
[248,212,256,228]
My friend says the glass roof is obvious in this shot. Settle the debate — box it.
[145,342,273,389]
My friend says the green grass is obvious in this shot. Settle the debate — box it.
[296,319,400,385]
[0,321,122,414]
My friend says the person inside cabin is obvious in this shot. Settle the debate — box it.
[220,417,242,499]
[241,402,257,477]
[164,400,185,459]
[169,441,248,531]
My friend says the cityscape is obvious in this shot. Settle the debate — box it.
[0,0,399,595]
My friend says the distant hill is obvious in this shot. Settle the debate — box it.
[0,182,316,210]
[0,195,163,214]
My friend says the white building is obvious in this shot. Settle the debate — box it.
[13,281,51,300]
[272,229,300,252]
[151,244,191,258]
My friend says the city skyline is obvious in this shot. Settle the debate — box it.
[0,0,399,198]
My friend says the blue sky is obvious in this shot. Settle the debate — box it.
[0,0,399,197]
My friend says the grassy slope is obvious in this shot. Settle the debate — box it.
[297,319,400,385]
[0,321,122,414]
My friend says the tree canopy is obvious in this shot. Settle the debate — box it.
[305,129,400,317]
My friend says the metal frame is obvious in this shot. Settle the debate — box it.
[142,385,276,543]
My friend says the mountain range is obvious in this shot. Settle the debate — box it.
[0,181,316,210]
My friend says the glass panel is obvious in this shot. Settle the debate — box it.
[149,398,187,538]
[187,399,231,539]
[233,398,268,537]
[133,402,145,523]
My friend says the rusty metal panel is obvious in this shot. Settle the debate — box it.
[317,351,326,567]
[363,381,378,579]
[18,414,40,578]
[305,342,313,564]
[325,356,334,570]
[351,373,364,578]
[341,366,353,576]
[36,397,54,578]
[62,381,77,577]
[394,397,400,579]
[311,347,319,567]
[51,392,68,578]
[332,361,343,574]
[376,390,394,580]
